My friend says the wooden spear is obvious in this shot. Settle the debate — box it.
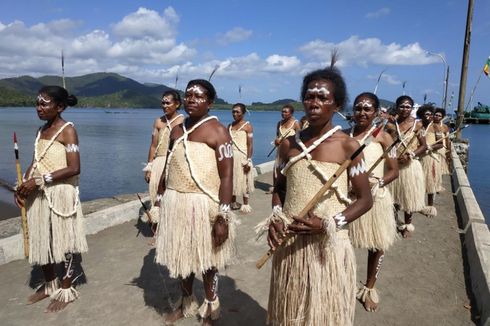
[136,193,154,225]
[256,125,383,269]
[13,132,29,258]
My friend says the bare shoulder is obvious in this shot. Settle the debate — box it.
[60,124,78,144]
[333,130,359,151]
[385,122,396,131]
[244,122,253,133]
[415,120,424,130]
[207,119,230,142]
[379,130,394,147]
[170,123,183,141]
[154,117,165,128]
[340,128,351,136]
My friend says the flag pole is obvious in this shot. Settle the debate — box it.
[61,49,66,89]
[464,69,483,111]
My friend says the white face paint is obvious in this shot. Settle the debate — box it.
[306,86,330,96]
[162,95,173,103]
[305,85,334,105]
[37,95,52,103]
[186,85,205,96]
[349,159,368,177]
[217,142,233,161]
[355,99,374,108]
[65,144,79,153]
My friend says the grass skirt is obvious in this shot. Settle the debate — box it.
[155,189,236,278]
[349,187,397,251]
[268,230,355,326]
[147,155,167,223]
[436,149,450,175]
[26,184,88,265]
[232,152,255,197]
[420,154,443,194]
[389,159,426,213]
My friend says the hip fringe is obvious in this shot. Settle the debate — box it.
[349,187,397,251]
[420,155,443,194]
[26,186,88,265]
[232,151,255,197]
[155,189,236,278]
[149,156,166,203]
[268,231,355,326]
[389,160,426,213]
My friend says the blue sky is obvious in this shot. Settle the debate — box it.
[0,0,489,110]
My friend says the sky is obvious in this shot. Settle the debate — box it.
[0,0,489,110]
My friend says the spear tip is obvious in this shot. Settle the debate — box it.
[372,125,383,138]
[13,132,17,143]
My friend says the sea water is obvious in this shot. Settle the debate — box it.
[1,107,488,223]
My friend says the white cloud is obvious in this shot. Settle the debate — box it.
[112,7,178,40]
[264,55,301,73]
[0,7,196,78]
[366,8,391,19]
[299,36,438,66]
[217,27,252,45]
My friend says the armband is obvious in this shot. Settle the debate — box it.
[217,203,231,223]
[242,158,253,167]
[142,162,153,172]
[333,212,347,230]
[43,173,53,184]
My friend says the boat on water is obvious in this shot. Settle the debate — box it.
[464,102,490,124]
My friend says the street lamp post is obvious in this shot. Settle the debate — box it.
[427,52,450,110]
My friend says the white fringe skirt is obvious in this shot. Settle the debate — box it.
[26,185,88,265]
[155,189,236,278]
[389,159,426,213]
[436,150,450,175]
[268,230,356,326]
[349,187,397,251]
[420,154,443,194]
[232,151,255,197]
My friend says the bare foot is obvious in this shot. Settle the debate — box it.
[45,299,70,313]
[148,237,156,247]
[401,229,412,238]
[164,307,184,325]
[27,288,49,305]
[202,316,214,326]
[362,295,378,312]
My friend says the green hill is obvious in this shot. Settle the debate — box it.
[0,73,395,110]
[0,73,175,108]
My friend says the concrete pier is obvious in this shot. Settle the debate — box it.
[0,158,486,325]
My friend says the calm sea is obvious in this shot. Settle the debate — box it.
[1,107,488,223]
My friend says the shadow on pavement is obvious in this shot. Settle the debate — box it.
[130,248,267,325]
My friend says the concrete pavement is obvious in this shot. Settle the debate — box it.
[0,173,475,325]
